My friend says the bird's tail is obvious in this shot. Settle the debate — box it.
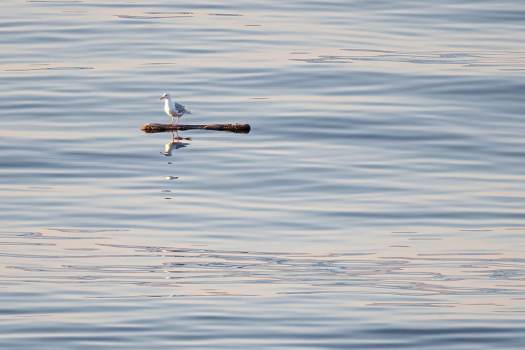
[185,109,192,114]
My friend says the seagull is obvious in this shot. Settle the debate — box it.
[160,93,191,126]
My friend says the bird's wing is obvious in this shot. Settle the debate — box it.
[174,102,187,114]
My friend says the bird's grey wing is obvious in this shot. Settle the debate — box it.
[174,102,187,114]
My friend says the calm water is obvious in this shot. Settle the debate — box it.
[1,0,525,348]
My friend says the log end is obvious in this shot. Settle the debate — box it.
[230,123,251,133]
[203,123,251,133]
[141,123,167,133]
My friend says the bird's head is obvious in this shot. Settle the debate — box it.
[160,93,170,100]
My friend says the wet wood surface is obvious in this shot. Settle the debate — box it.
[141,123,251,134]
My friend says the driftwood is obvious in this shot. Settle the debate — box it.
[141,123,251,134]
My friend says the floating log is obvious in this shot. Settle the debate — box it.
[141,123,251,134]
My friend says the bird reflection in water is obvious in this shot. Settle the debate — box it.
[162,131,191,157]
[161,131,191,200]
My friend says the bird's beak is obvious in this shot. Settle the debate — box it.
[160,96,165,100]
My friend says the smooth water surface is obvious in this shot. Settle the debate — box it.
[1,0,525,348]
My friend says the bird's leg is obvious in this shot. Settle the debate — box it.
[171,115,174,127]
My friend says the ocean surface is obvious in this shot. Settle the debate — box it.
[1,0,525,348]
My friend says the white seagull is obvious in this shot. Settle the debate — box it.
[160,93,191,125]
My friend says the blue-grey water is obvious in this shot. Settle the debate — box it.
[1,0,525,348]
